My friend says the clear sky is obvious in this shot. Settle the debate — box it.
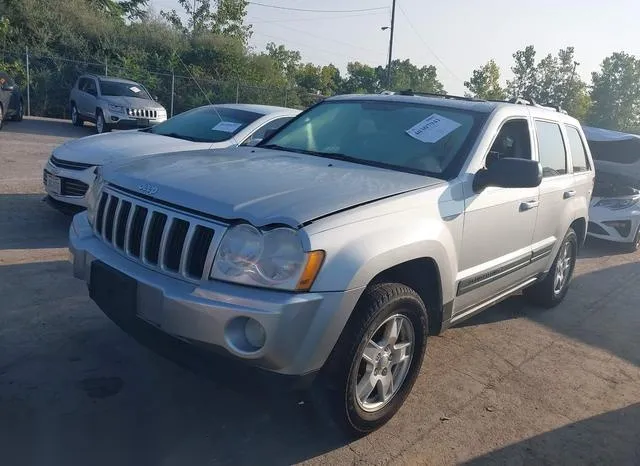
[150,0,640,94]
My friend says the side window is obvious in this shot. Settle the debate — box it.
[242,117,293,145]
[535,120,567,177]
[486,119,532,167]
[78,78,88,91]
[565,126,590,172]
[85,79,97,96]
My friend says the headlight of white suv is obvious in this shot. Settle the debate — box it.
[108,104,124,114]
[595,197,640,210]
[86,168,104,227]
[211,224,325,291]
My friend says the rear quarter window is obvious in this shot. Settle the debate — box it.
[565,126,591,172]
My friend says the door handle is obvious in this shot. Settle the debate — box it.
[564,190,576,199]
[520,200,539,211]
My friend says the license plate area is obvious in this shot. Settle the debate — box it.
[45,171,62,195]
[89,261,138,322]
[136,118,150,127]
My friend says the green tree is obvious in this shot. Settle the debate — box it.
[161,0,251,43]
[378,59,445,94]
[464,59,506,100]
[264,42,301,81]
[507,45,538,99]
[589,52,640,132]
[341,62,380,94]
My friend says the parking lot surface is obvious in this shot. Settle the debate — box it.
[1,118,639,465]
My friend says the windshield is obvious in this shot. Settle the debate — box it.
[99,80,152,99]
[262,100,485,178]
[149,106,263,143]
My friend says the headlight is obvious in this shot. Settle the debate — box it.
[211,224,325,291]
[595,197,640,210]
[108,104,124,114]
[86,167,104,227]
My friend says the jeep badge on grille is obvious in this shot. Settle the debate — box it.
[138,183,159,195]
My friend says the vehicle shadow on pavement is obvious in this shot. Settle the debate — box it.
[2,117,94,139]
[0,259,347,466]
[0,193,72,249]
[580,237,633,258]
[458,260,640,368]
[463,403,640,465]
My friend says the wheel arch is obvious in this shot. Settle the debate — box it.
[570,216,586,250]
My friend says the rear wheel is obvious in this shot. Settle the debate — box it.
[12,100,23,122]
[311,283,428,437]
[71,103,83,127]
[524,228,578,308]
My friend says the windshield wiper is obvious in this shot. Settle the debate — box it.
[157,132,202,142]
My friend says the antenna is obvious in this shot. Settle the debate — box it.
[173,51,227,123]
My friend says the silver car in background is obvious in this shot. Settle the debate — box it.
[69,74,168,134]
[44,103,300,213]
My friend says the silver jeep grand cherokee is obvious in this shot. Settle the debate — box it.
[69,93,594,436]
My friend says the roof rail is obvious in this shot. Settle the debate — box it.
[488,96,568,114]
[393,89,483,102]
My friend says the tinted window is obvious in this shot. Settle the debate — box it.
[566,126,590,172]
[84,79,97,95]
[486,119,531,167]
[243,116,293,145]
[149,106,263,143]
[99,80,152,99]
[264,100,485,178]
[535,120,567,177]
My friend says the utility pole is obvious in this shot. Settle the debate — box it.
[25,46,31,117]
[386,0,397,89]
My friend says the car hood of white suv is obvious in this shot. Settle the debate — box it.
[103,95,165,110]
[53,131,213,166]
[103,146,444,227]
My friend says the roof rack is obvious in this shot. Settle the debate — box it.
[395,89,482,102]
[487,96,568,114]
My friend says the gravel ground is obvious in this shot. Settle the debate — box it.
[1,117,639,466]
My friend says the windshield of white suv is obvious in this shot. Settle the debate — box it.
[148,106,263,143]
[99,80,153,99]
[261,99,486,178]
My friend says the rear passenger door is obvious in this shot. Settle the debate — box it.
[565,125,594,244]
[530,120,575,271]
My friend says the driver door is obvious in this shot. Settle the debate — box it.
[454,118,540,315]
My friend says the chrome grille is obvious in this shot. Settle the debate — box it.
[126,108,158,119]
[94,189,218,280]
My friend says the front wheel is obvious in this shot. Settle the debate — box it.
[524,227,578,308]
[312,283,428,437]
[95,110,111,134]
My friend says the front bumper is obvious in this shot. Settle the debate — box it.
[587,205,640,244]
[43,160,95,209]
[69,212,362,379]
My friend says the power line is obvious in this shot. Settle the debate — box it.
[273,23,382,57]
[247,2,388,13]
[247,11,388,24]
[397,4,462,83]
[252,31,365,63]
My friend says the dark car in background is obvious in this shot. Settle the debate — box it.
[0,71,24,130]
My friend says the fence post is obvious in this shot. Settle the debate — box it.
[25,46,31,117]
[170,71,175,117]
[105,59,108,76]
[235,82,239,104]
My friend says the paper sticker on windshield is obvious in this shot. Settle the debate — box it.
[212,121,243,132]
[406,113,461,143]
[130,86,141,93]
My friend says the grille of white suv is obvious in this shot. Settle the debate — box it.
[126,108,158,118]
[94,189,216,280]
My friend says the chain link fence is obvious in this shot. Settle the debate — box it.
[0,48,326,120]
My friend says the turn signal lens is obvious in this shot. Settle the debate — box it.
[296,250,325,291]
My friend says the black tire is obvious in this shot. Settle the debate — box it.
[12,100,23,122]
[311,283,429,438]
[624,225,640,253]
[95,110,111,134]
[71,103,83,127]
[524,227,578,308]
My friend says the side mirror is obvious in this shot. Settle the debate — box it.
[473,157,542,192]
[153,95,159,101]
[263,128,277,141]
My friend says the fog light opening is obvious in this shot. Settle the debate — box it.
[225,317,266,353]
